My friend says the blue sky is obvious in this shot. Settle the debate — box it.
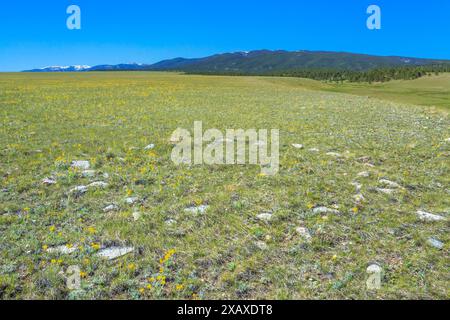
[0,0,449,71]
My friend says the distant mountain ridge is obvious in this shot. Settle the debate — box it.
[23,50,450,73]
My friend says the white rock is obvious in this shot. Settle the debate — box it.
[296,227,312,242]
[185,205,209,214]
[165,219,177,226]
[367,264,382,273]
[256,213,273,221]
[71,160,90,170]
[417,210,445,222]
[132,211,142,221]
[82,170,96,178]
[292,144,304,149]
[69,186,88,194]
[144,144,155,150]
[326,152,342,158]
[308,148,320,152]
[357,156,371,163]
[375,188,396,195]
[255,241,268,250]
[88,181,108,189]
[379,179,401,189]
[427,238,444,249]
[366,263,383,290]
[42,178,57,185]
[97,247,134,260]
[46,245,77,254]
[357,171,370,178]
[125,197,139,205]
[350,182,363,193]
[103,204,119,212]
[312,207,340,215]
[445,138,450,143]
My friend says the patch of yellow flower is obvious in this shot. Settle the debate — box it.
[176,284,184,291]
[86,226,96,234]
[91,242,101,250]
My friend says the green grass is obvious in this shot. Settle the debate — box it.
[278,73,450,110]
[0,72,449,300]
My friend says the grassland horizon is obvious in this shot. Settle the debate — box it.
[0,71,448,300]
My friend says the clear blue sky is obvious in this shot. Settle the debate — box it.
[0,0,449,71]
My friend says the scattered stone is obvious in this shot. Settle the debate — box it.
[350,182,363,193]
[144,144,155,150]
[326,152,342,158]
[417,210,446,222]
[256,212,273,221]
[82,170,96,178]
[357,171,370,178]
[427,238,444,250]
[102,172,110,179]
[364,163,376,168]
[125,197,139,205]
[132,211,142,221]
[375,188,396,195]
[366,264,383,290]
[42,178,57,185]
[308,148,320,152]
[88,181,108,189]
[312,207,340,215]
[97,247,134,260]
[185,205,209,214]
[379,179,401,189]
[165,219,177,226]
[357,156,371,163]
[445,138,450,143]
[292,144,304,149]
[255,241,268,250]
[296,227,312,242]
[103,204,119,213]
[69,186,88,195]
[46,245,77,255]
[71,160,90,170]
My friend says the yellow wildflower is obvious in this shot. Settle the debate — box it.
[87,226,96,234]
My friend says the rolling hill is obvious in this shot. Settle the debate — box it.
[23,50,450,74]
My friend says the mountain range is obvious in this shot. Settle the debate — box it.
[23,50,450,74]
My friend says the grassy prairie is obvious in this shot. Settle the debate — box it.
[0,72,449,299]
[284,73,450,110]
